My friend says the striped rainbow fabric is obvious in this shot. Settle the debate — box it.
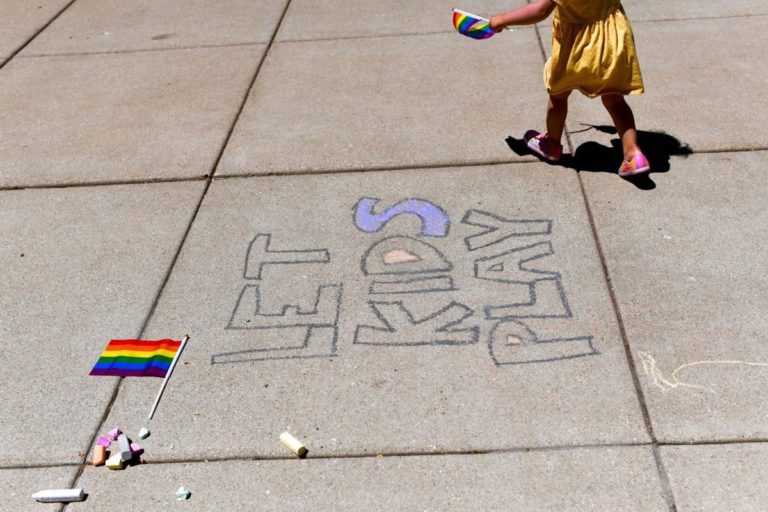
[89,339,182,378]
[453,9,495,40]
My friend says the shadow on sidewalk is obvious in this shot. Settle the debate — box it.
[506,125,693,190]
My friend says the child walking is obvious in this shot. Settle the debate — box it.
[490,0,649,177]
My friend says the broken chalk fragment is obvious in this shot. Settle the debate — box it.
[32,488,86,503]
[97,436,111,448]
[105,453,125,470]
[138,427,150,440]
[130,442,143,456]
[117,433,132,461]
[92,444,107,466]
[108,427,121,441]
[175,486,191,501]
[279,432,308,458]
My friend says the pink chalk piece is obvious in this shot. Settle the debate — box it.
[97,436,112,448]
[108,428,121,441]
[130,442,143,455]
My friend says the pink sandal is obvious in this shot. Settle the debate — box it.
[524,130,563,162]
[618,152,651,177]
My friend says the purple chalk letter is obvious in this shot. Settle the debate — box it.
[354,198,450,237]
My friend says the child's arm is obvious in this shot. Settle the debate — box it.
[489,0,556,32]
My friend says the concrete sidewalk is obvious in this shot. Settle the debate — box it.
[1,1,767,510]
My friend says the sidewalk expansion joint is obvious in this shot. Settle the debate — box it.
[635,11,768,25]
[16,41,266,60]
[534,17,679,510]
[659,438,768,447]
[0,462,81,471]
[574,147,682,511]
[0,0,78,70]
[63,179,213,500]
[2,148,766,193]
[687,146,768,154]
[53,441,656,470]
[62,176,212,495]
[0,175,208,192]
[214,158,538,181]
[570,141,681,510]
[575,149,680,512]
[63,1,299,506]
[6,438,768,470]
[209,0,295,179]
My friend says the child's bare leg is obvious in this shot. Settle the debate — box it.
[601,94,640,160]
[546,91,570,143]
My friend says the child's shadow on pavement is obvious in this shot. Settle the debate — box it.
[506,125,693,190]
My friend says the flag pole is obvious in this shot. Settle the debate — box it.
[148,335,189,420]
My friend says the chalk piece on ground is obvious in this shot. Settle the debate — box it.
[106,453,125,470]
[130,442,143,456]
[138,427,150,440]
[97,436,111,448]
[92,445,107,466]
[108,427,121,441]
[117,433,132,461]
[32,488,86,503]
[175,486,191,501]
[279,432,308,458]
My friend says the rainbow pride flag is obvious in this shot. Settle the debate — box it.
[453,9,495,40]
[90,339,183,378]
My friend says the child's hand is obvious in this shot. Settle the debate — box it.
[489,15,504,33]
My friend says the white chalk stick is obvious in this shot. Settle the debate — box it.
[138,427,150,440]
[279,432,308,458]
[32,488,85,503]
[117,433,132,461]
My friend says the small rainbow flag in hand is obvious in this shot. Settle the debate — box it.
[90,339,183,378]
[453,9,495,40]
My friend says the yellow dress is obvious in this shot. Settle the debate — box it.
[544,0,644,97]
